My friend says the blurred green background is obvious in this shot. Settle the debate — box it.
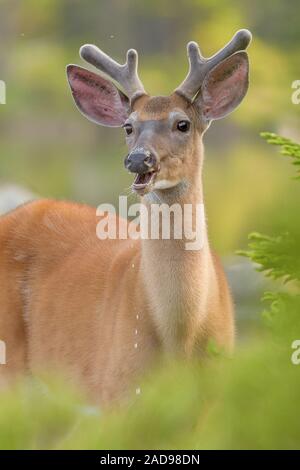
[0,0,300,450]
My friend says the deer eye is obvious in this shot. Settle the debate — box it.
[176,120,190,132]
[124,124,133,136]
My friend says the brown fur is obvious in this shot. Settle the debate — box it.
[0,94,234,404]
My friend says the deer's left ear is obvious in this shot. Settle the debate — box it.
[195,52,249,121]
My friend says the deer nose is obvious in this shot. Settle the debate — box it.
[124,150,156,174]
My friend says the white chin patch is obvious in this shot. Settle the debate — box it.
[153,179,179,190]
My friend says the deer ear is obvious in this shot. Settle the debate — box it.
[195,52,249,121]
[66,65,130,127]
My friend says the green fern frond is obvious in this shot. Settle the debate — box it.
[237,231,300,283]
[260,132,300,178]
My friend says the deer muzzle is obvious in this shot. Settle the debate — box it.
[124,148,159,194]
[124,148,157,174]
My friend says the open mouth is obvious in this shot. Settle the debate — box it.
[132,171,157,194]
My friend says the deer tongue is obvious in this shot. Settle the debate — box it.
[132,171,156,194]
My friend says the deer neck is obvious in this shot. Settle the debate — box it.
[141,141,212,354]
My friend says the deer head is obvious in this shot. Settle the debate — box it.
[67,30,251,196]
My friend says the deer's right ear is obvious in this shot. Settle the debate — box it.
[66,65,130,127]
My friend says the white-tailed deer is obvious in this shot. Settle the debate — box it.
[0,30,251,404]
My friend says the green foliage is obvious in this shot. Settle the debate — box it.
[1,339,300,450]
[240,134,300,325]
[238,232,300,283]
[261,291,300,328]
[260,132,300,179]
[237,135,300,300]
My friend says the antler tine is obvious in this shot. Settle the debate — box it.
[79,44,146,101]
[175,29,252,101]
